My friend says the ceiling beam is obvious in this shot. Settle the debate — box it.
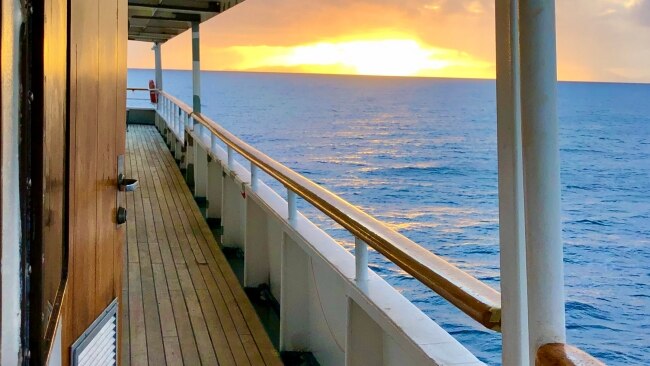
[130,32,176,39]
[128,2,220,14]
[129,36,170,43]
[130,14,201,23]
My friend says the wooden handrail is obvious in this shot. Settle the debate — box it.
[536,344,605,366]
[158,91,502,330]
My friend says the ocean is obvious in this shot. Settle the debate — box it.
[128,69,650,365]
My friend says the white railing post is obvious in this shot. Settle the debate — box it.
[177,107,181,136]
[227,146,234,170]
[161,97,165,121]
[354,237,368,286]
[174,105,178,136]
[250,163,259,192]
[211,134,218,155]
[176,108,180,136]
[165,99,172,127]
[287,190,297,226]
[495,0,529,364]
[520,0,565,360]
[165,98,170,122]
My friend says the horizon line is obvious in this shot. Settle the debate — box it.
[127,67,650,85]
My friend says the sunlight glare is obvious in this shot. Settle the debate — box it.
[227,37,492,78]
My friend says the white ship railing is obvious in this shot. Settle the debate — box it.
[156,90,494,365]
[126,0,606,364]
[158,90,502,329]
[127,85,605,366]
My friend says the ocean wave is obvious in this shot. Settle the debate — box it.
[573,219,613,226]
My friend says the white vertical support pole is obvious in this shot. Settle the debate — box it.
[287,190,297,226]
[153,42,163,91]
[152,41,162,135]
[191,21,201,114]
[495,0,529,364]
[189,19,201,189]
[250,163,259,192]
[354,237,368,286]
[520,0,566,359]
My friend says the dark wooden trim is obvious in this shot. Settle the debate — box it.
[19,0,46,362]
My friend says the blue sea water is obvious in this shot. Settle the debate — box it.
[128,69,650,365]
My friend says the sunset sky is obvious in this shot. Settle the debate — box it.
[127,0,650,82]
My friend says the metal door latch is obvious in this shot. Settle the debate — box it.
[118,173,138,192]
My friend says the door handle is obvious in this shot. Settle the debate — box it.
[117,207,128,225]
[118,173,138,192]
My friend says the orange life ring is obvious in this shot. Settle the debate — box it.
[149,80,157,103]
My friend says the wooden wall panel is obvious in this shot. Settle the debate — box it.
[63,0,127,363]
[96,0,118,315]
[70,0,99,339]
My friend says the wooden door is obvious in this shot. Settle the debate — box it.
[61,0,128,363]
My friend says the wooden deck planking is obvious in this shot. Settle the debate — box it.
[122,125,281,365]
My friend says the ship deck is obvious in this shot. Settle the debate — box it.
[122,125,281,365]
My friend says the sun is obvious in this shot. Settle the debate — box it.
[277,39,451,77]
[222,34,493,79]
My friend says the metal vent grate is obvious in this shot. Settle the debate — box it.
[71,299,118,366]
